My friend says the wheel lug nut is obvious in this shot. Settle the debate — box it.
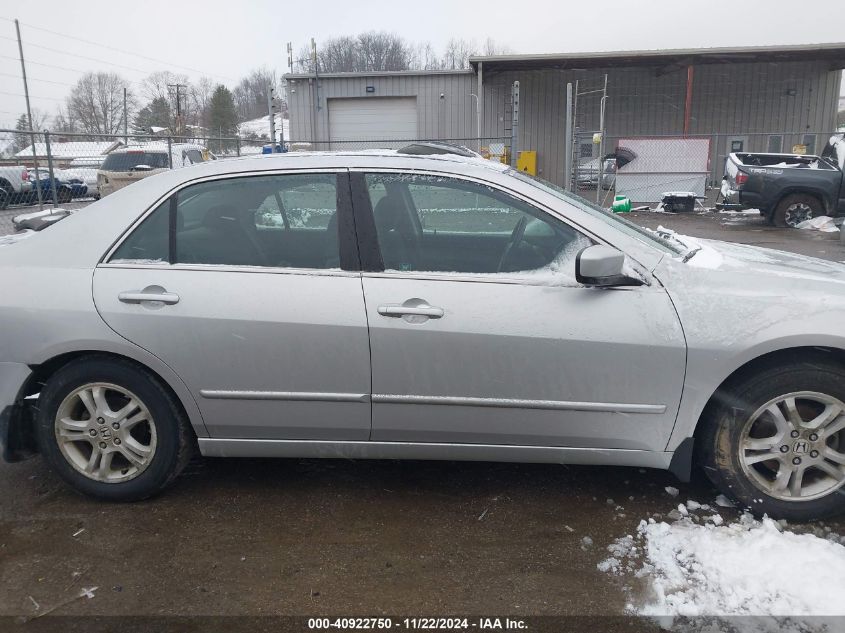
[809,433,818,442]
[112,422,120,430]
[99,441,107,449]
[780,445,790,453]
[114,438,121,445]
[88,429,97,437]
[97,417,105,425]
[790,430,800,438]
[792,457,802,465]
[810,450,819,458]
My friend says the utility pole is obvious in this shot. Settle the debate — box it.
[123,87,128,145]
[168,83,187,137]
[268,86,277,151]
[286,42,293,72]
[15,19,42,210]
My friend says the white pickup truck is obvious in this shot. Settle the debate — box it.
[0,166,33,210]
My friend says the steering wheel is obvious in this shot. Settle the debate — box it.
[496,215,529,273]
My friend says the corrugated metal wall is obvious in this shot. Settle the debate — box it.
[286,62,842,185]
[286,71,477,143]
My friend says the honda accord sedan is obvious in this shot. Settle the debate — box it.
[1,150,844,520]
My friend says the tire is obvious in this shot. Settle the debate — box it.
[57,187,73,204]
[698,358,845,521]
[36,355,193,501]
[771,193,824,228]
[0,181,12,210]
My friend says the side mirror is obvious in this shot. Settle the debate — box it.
[575,244,643,287]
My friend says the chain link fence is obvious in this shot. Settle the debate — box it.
[0,129,511,214]
[0,129,273,212]
[571,130,842,207]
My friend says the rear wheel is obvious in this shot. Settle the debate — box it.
[699,359,845,521]
[57,187,73,204]
[0,181,13,210]
[771,193,824,228]
[37,356,193,501]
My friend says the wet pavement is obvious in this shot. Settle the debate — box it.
[0,206,844,619]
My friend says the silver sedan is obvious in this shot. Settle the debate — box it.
[1,151,844,521]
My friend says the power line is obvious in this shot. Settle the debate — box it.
[0,34,155,75]
[0,89,65,101]
[0,70,74,86]
[0,16,236,82]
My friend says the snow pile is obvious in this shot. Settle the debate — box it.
[795,216,840,233]
[599,507,845,617]
[0,230,35,246]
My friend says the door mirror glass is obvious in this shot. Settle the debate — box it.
[575,245,642,287]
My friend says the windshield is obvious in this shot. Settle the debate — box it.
[101,151,169,171]
[507,169,687,256]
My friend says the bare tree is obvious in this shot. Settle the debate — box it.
[190,76,215,129]
[66,72,135,135]
[52,105,79,133]
[292,33,515,74]
[233,67,278,122]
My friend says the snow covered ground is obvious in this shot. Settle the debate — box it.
[598,496,845,622]
[238,114,290,142]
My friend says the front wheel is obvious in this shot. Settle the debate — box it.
[698,359,845,521]
[37,356,193,501]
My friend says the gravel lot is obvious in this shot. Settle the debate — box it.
[1,203,843,622]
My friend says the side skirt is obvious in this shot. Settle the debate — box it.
[198,438,674,470]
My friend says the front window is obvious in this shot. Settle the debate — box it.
[364,173,591,275]
[507,169,687,256]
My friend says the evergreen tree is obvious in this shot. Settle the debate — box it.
[13,114,31,154]
[134,97,172,133]
[207,85,238,152]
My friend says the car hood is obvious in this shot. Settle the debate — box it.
[653,235,845,356]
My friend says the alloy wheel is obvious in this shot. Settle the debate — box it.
[54,382,157,483]
[783,202,813,227]
[739,391,845,501]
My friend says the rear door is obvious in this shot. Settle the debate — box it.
[352,171,686,451]
[93,170,372,441]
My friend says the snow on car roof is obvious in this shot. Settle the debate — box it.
[234,148,511,172]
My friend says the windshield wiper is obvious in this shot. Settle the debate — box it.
[682,246,702,263]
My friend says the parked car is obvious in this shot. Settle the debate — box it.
[719,134,845,227]
[97,144,213,197]
[575,150,635,191]
[57,168,98,199]
[2,150,845,520]
[0,166,33,209]
[26,170,79,204]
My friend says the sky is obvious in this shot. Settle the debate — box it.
[0,0,843,129]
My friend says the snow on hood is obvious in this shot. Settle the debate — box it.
[654,225,845,283]
[599,504,845,617]
[0,230,36,246]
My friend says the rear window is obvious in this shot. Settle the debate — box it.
[101,151,169,171]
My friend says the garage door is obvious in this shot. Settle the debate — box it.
[328,97,418,148]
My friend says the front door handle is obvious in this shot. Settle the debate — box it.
[378,303,444,319]
[118,286,180,305]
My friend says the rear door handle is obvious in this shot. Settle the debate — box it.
[378,304,444,319]
[118,288,180,305]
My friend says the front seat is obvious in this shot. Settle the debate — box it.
[373,195,419,271]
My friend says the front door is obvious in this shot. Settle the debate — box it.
[353,171,686,451]
[93,171,372,440]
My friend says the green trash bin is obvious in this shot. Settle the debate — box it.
[611,195,631,213]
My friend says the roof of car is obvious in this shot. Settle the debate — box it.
[216,149,511,174]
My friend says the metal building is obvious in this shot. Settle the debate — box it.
[285,43,845,186]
